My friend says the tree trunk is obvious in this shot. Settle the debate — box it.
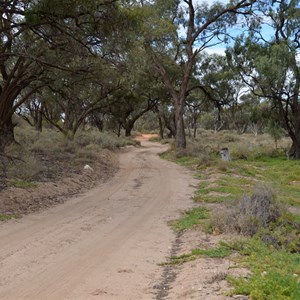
[175,104,186,149]
[0,119,15,152]
[288,139,300,159]
[125,124,135,136]
[35,109,43,132]
[163,113,176,138]
[124,122,134,137]
[193,125,197,139]
[158,114,164,139]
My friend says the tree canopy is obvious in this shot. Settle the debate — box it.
[1,0,300,158]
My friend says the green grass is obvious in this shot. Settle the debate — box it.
[7,179,38,188]
[162,243,233,265]
[227,238,300,300]
[161,134,300,299]
[191,156,300,207]
[0,214,17,221]
[175,156,201,167]
[170,207,209,231]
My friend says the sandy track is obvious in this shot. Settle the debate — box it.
[0,138,197,300]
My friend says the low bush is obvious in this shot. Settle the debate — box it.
[5,146,42,182]
[75,130,139,149]
[212,185,281,236]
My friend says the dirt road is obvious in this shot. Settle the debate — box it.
[0,137,197,300]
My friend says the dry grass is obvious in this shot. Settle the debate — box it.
[1,126,136,190]
[211,185,282,236]
[192,130,291,160]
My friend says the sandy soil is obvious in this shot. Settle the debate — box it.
[0,136,250,299]
[0,136,200,299]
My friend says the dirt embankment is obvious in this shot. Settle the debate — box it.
[0,149,117,216]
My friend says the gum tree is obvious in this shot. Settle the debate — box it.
[142,0,257,149]
[0,0,121,150]
[227,0,300,158]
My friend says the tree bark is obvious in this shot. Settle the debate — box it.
[175,104,186,149]
[158,114,164,139]
[35,109,43,132]
[0,119,15,152]
[288,138,300,159]
[125,127,132,137]
[163,112,176,138]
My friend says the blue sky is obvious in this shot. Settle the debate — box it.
[184,0,275,55]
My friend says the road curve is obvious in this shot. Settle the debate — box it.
[0,138,197,300]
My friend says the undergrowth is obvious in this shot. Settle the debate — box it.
[7,179,37,188]
[1,126,137,190]
[0,214,17,221]
[162,242,233,266]
[161,130,300,299]
[169,207,209,231]
[227,238,300,300]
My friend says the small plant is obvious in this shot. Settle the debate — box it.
[5,149,42,182]
[170,207,209,231]
[162,243,233,265]
[206,272,228,284]
[148,135,161,142]
[0,214,17,221]
[7,179,37,188]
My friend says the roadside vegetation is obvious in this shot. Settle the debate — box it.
[0,120,140,218]
[1,121,138,189]
[162,130,300,299]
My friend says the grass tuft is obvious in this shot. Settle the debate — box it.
[169,207,209,231]
[7,179,37,188]
[0,214,17,221]
[162,243,233,266]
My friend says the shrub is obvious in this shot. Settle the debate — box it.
[75,131,138,149]
[212,185,281,236]
[6,152,42,181]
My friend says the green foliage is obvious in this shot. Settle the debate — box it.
[163,130,300,299]
[265,119,285,149]
[227,239,300,300]
[170,207,209,231]
[0,214,17,222]
[163,243,233,265]
[7,179,37,188]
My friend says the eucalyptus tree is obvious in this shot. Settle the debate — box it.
[185,89,211,138]
[227,0,300,158]
[42,58,120,139]
[104,45,165,136]
[196,52,247,132]
[141,0,257,149]
[0,0,122,150]
[16,94,44,132]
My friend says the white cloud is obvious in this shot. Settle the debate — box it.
[194,0,230,5]
[205,46,226,56]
